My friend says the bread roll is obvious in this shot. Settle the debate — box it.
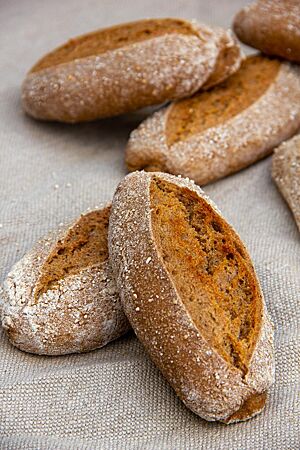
[272,134,300,232]
[108,171,274,423]
[233,0,300,63]
[1,206,130,355]
[126,55,300,185]
[21,18,242,123]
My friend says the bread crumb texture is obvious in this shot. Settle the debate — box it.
[166,55,280,145]
[150,178,262,376]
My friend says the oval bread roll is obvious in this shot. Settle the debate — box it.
[108,171,274,423]
[126,55,300,185]
[233,0,300,63]
[272,134,300,232]
[21,18,242,123]
[1,206,130,355]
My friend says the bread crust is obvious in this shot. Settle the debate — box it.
[21,19,241,123]
[202,28,242,90]
[272,134,300,232]
[1,206,130,355]
[233,0,300,63]
[108,171,274,423]
[126,60,300,185]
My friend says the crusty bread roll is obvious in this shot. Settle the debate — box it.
[21,18,242,123]
[272,134,300,232]
[1,206,130,355]
[233,0,300,63]
[126,55,300,186]
[108,171,274,423]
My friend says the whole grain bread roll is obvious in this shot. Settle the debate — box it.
[21,18,242,123]
[108,171,274,423]
[233,0,300,63]
[126,55,300,186]
[1,206,130,355]
[272,134,300,232]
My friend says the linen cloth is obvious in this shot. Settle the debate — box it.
[0,1,299,448]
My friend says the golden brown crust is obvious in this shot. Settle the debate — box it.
[108,171,274,422]
[233,0,300,63]
[126,56,300,185]
[1,206,130,355]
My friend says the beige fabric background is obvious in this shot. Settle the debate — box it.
[0,0,299,449]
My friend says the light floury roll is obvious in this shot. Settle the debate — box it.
[22,18,242,123]
[108,171,274,423]
[126,55,300,185]
[1,206,130,355]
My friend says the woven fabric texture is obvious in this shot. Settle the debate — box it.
[0,1,299,449]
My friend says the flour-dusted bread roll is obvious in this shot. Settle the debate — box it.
[1,206,130,355]
[272,134,300,232]
[109,171,274,423]
[233,0,300,63]
[21,18,242,123]
[126,55,300,186]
